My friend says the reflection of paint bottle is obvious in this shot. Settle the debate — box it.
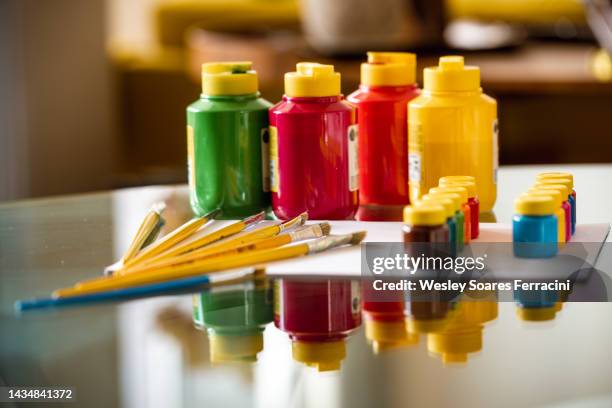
[270,63,358,220]
[427,294,498,364]
[406,296,454,336]
[513,195,558,258]
[192,279,273,363]
[514,287,559,322]
[187,62,272,219]
[535,175,576,235]
[347,52,420,220]
[439,176,480,239]
[408,56,498,212]
[362,283,418,353]
[274,279,362,371]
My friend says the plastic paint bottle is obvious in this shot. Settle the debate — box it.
[187,62,272,219]
[426,191,465,253]
[536,174,576,235]
[418,196,458,256]
[408,56,498,212]
[430,186,471,243]
[346,52,420,220]
[513,195,558,258]
[362,284,418,353]
[273,279,362,371]
[269,63,358,220]
[192,279,273,363]
[533,182,572,242]
[402,205,450,244]
[525,189,566,244]
[439,176,480,239]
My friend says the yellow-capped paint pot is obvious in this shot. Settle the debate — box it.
[408,56,498,212]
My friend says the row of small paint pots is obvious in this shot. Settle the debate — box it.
[513,172,577,258]
[402,175,480,256]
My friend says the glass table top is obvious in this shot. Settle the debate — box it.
[1,165,612,408]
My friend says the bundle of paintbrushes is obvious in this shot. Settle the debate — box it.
[16,207,366,311]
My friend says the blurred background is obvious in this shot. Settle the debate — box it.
[1,0,611,202]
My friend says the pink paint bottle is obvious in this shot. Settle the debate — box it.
[269,63,358,220]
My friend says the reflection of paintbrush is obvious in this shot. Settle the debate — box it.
[124,222,330,275]
[122,208,221,269]
[54,230,366,298]
[116,210,268,275]
[104,204,166,275]
[16,267,263,311]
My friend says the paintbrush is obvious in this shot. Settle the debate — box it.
[54,230,366,298]
[104,203,166,275]
[120,212,310,275]
[115,210,267,274]
[122,222,330,275]
[122,208,221,269]
[16,267,263,312]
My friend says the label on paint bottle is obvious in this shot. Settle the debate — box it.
[408,152,421,182]
[408,121,422,183]
[348,124,359,192]
[492,119,499,184]
[269,126,279,193]
[187,125,196,190]
[260,127,271,192]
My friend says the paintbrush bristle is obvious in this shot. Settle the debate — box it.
[350,231,367,245]
[319,222,331,236]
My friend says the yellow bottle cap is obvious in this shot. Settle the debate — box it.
[424,56,480,92]
[516,307,556,322]
[535,178,573,193]
[364,319,419,353]
[292,340,345,372]
[524,189,563,208]
[424,192,462,212]
[285,62,341,97]
[536,172,574,189]
[533,182,569,199]
[439,180,477,198]
[361,52,417,87]
[429,186,468,204]
[427,326,482,364]
[201,61,258,96]
[403,204,447,226]
[514,195,556,216]
[417,196,454,219]
[439,175,475,184]
[209,333,263,363]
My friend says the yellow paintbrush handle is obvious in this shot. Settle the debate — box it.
[124,220,246,271]
[124,233,292,275]
[55,243,309,298]
[123,214,212,268]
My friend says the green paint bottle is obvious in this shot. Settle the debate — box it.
[187,62,272,219]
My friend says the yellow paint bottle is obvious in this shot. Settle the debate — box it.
[408,56,498,212]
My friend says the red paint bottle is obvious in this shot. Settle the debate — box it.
[274,278,362,371]
[439,177,480,239]
[347,52,420,221]
[269,63,358,220]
